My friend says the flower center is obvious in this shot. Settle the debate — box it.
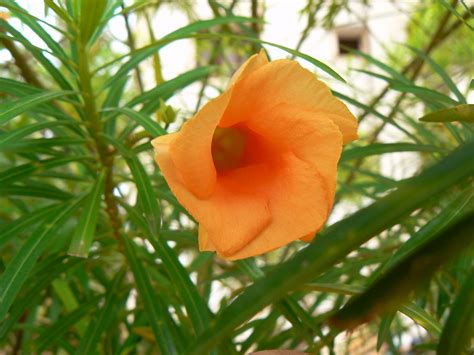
[211,126,247,171]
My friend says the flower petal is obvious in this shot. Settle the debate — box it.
[246,103,343,211]
[203,185,271,257]
[224,154,328,260]
[229,49,268,85]
[300,230,320,242]
[221,60,358,143]
[153,133,272,257]
[169,90,231,199]
[198,224,215,251]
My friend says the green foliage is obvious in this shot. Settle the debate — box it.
[0,1,473,354]
[420,104,474,122]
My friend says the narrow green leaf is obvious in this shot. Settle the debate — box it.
[0,198,82,321]
[191,32,344,82]
[44,0,74,26]
[391,83,459,107]
[0,91,75,125]
[0,78,80,125]
[100,16,255,89]
[377,313,395,351]
[76,270,125,355]
[165,16,256,39]
[0,121,77,150]
[405,45,466,103]
[0,156,91,185]
[0,256,83,339]
[1,0,72,68]
[121,201,212,336]
[348,47,410,83]
[86,1,122,46]
[134,66,215,114]
[353,68,401,85]
[0,184,73,200]
[36,296,102,352]
[160,229,197,246]
[102,74,128,111]
[439,0,474,31]
[303,283,442,336]
[121,232,181,354]
[333,90,417,140]
[3,137,85,153]
[420,104,474,123]
[68,170,105,257]
[400,304,442,337]
[0,77,42,96]
[190,140,474,353]
[238,259,314,343]
[65,0,79,18]
[303,283,363,295]
[105,107,166,137]
[0,0,67,36]
[79,0,108,45]
[0,203,63,247]
[102,75,129,135]
[341,143,445,162]
[101,134,160,236]
[240,312,279,353]
[51,279,87,335]
[379,192,473,274]
[330,212,474,331]
[437,268,474,355]
[0,20,74,91]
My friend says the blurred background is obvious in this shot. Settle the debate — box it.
[0,1,473,354]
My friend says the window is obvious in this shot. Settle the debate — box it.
[336,26,368,55]
[338,36,361,54]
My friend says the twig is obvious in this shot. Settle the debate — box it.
[121,4,144,93]
[338,1,468,199]
[250,0,261,52]
[293,0,322,56]
[0,36,44,88]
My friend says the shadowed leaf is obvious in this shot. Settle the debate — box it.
[329,212,474,330]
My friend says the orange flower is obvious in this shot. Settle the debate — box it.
[152,50,358,260]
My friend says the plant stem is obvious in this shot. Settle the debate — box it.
[76,39,122,244]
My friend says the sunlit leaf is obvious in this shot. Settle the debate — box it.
[420,104,474,123]
[0,91,75,125]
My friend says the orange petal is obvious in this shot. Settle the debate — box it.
[221,60,358,143]
[169,90,231,199]
[229,49,269,85]
[246,103,343,211]
[203,185,271,257]
[152,132,272,257]
[300,229,321,242]
[225,154,328,260]
[198,224,215,252]
[217,163,276,195]
[300,234,314,242]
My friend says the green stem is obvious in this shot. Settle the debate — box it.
[76,39,122,244]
